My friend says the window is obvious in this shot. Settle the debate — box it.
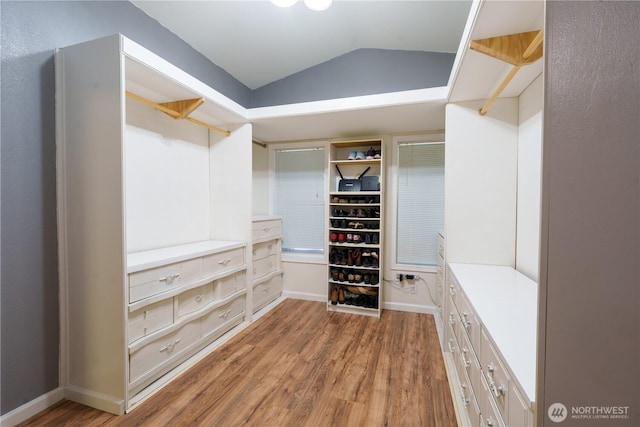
[396,141,445,266]
[273,147,325,254]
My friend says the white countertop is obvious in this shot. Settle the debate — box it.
[128,240,245,273]
[448,263,538,403]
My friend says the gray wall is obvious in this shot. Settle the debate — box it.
[539,1,640,426]
[251,48,455,107]
[0,0,455,415]
[0,0,251,414]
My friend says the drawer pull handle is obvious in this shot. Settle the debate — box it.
[486,416,495,427]
[263,286,270,293]
[262,226,271,232]
[449,313,456,326]
[461,348,471,368]
[195,294,203,302]
[160,273,180,283]
[447,339,455,353]
[218,309,232,319]
[218,258,232,266]
[160,339,181,353]
[491,382,506,398]
[461,312,471,328]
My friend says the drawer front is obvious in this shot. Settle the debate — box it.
[508,382,534,427]
[481,375,507,427]
[176,282,214,318]
[458,322,483,401]
[129,320,201,383]
[253,273,283,312]
[128,299,174,343]
[252,255,277,280]
[252,219,282,241]
[216,270,246,300]
[456,291,481,353]
[129,258,201,303]
[481,329,511,418]
[252,239,278,261]
[202,295,245,338]
[202,247,245,279]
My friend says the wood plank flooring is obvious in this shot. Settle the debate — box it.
[18,299,457,426]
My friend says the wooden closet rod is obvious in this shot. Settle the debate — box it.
[472,30,544,116]
[125,91,231,136]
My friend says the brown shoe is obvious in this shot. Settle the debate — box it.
[338,287,345,304]
[331,286,339,305]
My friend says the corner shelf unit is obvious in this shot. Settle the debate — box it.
[327,139,384,318]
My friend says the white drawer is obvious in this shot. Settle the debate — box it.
[216,270,246,299]
[252,255,277,280]
[252,239,279,261]
[508,381,534,427]
[129,258,201,303]
[481,328,511,419]
[456,290,482,354]
[202,295,245,338]
[253,273,283,312]
[481,375,507,427]
[129,319,201,383]
[128,299,174,343]
[176,282,214,318]
[458,322,483,402]
[202,247,244,279]
[252,219,282,241]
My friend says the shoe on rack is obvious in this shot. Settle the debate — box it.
[374,150,381,159]
[355,151,366,160]
[338,233,346,243]
[331,269,340,281]
[330,232,338,243]
[348,151,357,160]
[338,287,345,304]
[370,274,379,285]
[364,273,371,284]
[330,286,339,305]
[366,147,376,160]
[372,234,379,245]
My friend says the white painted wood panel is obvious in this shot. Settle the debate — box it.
[125,99,211,253]
[516,74,543,282]
[444,98,518,266]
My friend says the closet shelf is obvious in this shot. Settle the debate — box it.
[471,29,543,116]
[126,91,231,136]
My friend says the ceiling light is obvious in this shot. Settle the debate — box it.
[271,0,297,7]
[304,0,332,11]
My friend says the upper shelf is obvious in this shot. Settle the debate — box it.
[122,36,248,132]
[448,0,545,104]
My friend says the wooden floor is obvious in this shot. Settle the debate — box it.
[19,299,457,427]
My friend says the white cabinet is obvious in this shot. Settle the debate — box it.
[251,216,283,313]
[327,139,384,317]
[56,34,252,414]
[444,263,536,427]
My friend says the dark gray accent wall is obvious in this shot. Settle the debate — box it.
[539,1,640,426]
[251,49,455,107]
[0,0,252,415]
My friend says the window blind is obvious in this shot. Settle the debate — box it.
[274,148,325,253]
[396,142,445,266]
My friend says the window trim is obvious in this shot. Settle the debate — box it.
[390,133,445,273]
[268,140,329,263]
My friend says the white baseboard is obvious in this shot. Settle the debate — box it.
[63,385,125,415]
[382,301,439,315]
[282,290,325,302]
[0,387,64,427]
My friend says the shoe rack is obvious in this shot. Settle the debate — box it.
[327,138,383,318]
